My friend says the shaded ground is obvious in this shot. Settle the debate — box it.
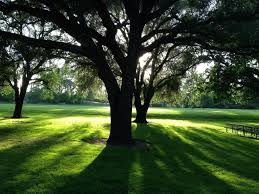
[0,103,259,193]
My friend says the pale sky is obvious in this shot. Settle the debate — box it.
[196,62,213,74]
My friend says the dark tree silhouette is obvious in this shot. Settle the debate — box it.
[0,14,61,118]
[0,40,58,118]
[0,0,259,144]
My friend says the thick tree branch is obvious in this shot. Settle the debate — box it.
[153,47,183,78]
[0,30,88,56]
[142,0,179,23]
[0,2,106,45]
[154,61,198,91]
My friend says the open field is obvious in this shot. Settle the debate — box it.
[1,103,259,193]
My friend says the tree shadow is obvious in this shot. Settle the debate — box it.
[179,126,259,181]
[133,123,242,193]
[0,132,71,193]
[1,114,258,193]
[0,126,108,193]
[54,145,136,194]
[53,122,246,194]
[0,119,53,143]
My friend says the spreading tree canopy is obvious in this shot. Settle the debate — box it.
[207,53,259,103]
[0,12,62,118]
[0,0,259,144]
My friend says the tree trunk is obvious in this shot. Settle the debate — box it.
[106,76,134,145]
[12,83,28,119]
[134,105,149,123]
[134,89,149,123]
[107,95,133,145]
[133,86,154,124]
[12,96,24,118]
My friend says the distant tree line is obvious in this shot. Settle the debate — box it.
[0,64,107,105]
[155,62,259,109]
[2,61,259,110]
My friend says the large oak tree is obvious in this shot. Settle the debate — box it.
[0,0,259,145]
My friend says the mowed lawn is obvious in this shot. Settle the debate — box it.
[1,104,259,194]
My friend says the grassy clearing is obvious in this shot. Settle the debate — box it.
[0,103,259,194]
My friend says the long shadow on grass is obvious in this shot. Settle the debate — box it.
[0,133,70,193]
[180,126,259,181]
[134,123,240,194]
[0,119,39,140]
[0,125,109,193]
[1,120,257,193]
[54,146,136,194]
[55,123,241,194]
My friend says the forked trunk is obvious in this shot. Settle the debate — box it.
[133,87,154,124]
[12,83,28,119]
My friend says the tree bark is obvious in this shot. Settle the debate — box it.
[107,76,134,145]
[134,105,149,124]
[107,95,133,145]
[12,82,28,119]
[13,96,24,118]
[133,86,154,124]
[133,89,148,123]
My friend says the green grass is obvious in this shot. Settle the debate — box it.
[1,103,259,194]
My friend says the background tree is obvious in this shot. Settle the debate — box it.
[0,40,58,118]
[206,54,259,105]
[34,62,105,104]
[170,70,212,108]
[134,46,207,123]
[1,0,259,144]
[0,11,65,118]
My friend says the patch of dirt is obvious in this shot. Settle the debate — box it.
[81,138,152,150]
[82,138,108,145]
